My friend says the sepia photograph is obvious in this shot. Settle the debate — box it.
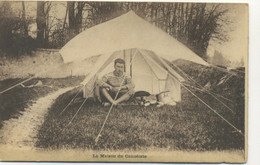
[0,1,248,163]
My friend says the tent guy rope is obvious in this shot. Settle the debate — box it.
[211,64,244,78]
[59,85,84,115]
[60,88,95,132]
[171,63,235,113]
[95,49,138,144]
[157,57,244,137]
[171,63,233,102]
[94,74,127,144]
[65,98,89,128]
[181,84,244,136]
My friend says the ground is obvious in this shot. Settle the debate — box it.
[0,76,84,128]
[0,61,245,152]
[35,85,244,151]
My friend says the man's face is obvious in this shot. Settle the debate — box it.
[114,62,124,75]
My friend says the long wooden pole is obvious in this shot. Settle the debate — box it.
[0,77,34,95]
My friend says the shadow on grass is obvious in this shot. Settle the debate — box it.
[0,76,84,129]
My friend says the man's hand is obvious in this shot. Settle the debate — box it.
[97,96,102,103]
[103,83,113,91]
[111,85,128,92]
[111,87,120,93]
[112,100,118,106]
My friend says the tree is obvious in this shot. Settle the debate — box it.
[36,1,52,47]
[34,2,231,55]
[130,3,230,58]
[185,4,229,58]
[21,2,28,36]
[87,2,124,25]
[36,1,45,46]
[0,2,36,57]
[67,1,75,30]
[67,2,85,33]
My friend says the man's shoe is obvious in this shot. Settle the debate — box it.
[102,102,111,107]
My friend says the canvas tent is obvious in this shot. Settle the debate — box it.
[59,11,208,102]
[80,48,184,102]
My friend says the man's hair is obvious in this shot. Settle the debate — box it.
[114,58,125,66]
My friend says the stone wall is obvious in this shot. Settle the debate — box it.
[0,49,98,80]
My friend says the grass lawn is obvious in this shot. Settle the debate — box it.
[0,61,245,152]
[36,62,245,151]
[36,85,245,151]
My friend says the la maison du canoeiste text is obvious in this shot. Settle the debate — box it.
[93,153,147,159]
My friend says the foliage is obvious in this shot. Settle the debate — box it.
[48,28,72,49]
[42,2,231,55]
[0,2,36,57]
[1,2,231,58]
[80,2,231,58]
[36,1,53,48]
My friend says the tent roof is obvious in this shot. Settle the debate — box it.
[60,11,208,66]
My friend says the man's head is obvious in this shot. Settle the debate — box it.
[114,58,125,76]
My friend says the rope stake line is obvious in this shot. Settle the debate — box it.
[95,49,138,144]
[185,83,235,114]
[65,87,95,125]
[183,84,244,136]
[59,85,84,116]
[157,57,244,137]
[210,64,244,78]
[184,83,233,103]
[60,88,95,134]
[65,98,88,128]
[172,63,235,113]
[94,74,126,144]
[172,63,233,102]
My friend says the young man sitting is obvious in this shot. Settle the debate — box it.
[95,58,135,106]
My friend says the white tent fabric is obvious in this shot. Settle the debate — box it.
[60,11,208,66]
[82,48,183,102]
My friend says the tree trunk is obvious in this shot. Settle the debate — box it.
[22,2,28,36]
[36,1,45,47]
[75,2,85,33]
[171,3,178,37]
[63,4,68,30]
[68,1,75,30]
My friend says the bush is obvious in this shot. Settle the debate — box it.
[0,34,37,57]
[0,2,37,57]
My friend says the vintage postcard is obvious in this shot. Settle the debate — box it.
[0,1,248,163]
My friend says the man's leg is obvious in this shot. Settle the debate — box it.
[114,89,134,105]
[94,84,102,103]
[101,88,116,105]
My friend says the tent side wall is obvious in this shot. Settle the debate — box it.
[82,48,183,102]
[165,75,181,102]
[82,53,114,98]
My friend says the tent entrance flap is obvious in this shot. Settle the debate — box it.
[82,48,183,102]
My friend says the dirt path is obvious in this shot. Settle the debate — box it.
[0,87,74,150]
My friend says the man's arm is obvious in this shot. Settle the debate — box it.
[98,74,112,90]
[110,75,134,92]
[102,82,113,89]
[123,75,135,90]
